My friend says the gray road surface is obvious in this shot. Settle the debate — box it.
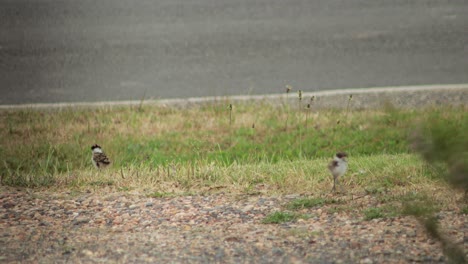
[1,0,467,104]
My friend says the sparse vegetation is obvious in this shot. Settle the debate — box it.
[407,108,468,263]
[410,106,468,195]
[0,103,466,197]
[461,206,468,215]
[363,207,385,220]
[287,197,325,209]
[262,211,296,224]
[287,197,339,210]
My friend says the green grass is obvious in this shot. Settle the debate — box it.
[262,211,297,224]
[286,195,402,220]
[461,206,468,215]
[0,101,466,197]
[0,103,411,174]
[363,207,386,220]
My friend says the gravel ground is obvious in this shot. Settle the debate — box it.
[0,187,466,263]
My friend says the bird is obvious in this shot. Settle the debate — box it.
[91,144,111,169]
[328,152,348,192]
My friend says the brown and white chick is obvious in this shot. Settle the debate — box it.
[328,152,348,192]
[91,144,111,169]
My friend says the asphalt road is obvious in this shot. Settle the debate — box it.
[1,0,467,104]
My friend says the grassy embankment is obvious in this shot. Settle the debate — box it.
[0,96,466,202]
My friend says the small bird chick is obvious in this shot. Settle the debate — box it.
[328,152,348,192]
[91,144,111,169]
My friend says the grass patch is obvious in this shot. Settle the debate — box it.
[88,180,114,187]
[262,211,297,224]
[401,193,439,218]
[363,204,401,220]
[0,101,466,197]
[327,206,348,214]
[364,187,387,195]
[363,207,385,220]
[287,198,326,209]
[461,206,468,215]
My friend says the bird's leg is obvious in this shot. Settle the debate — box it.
[332,177,336,193]
[336,177,345,194]
[336,177,343,193]
[336,177,341,193]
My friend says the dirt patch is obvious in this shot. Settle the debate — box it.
[1,187,466,263]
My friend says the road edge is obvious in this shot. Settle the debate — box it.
[1,83,467,110]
